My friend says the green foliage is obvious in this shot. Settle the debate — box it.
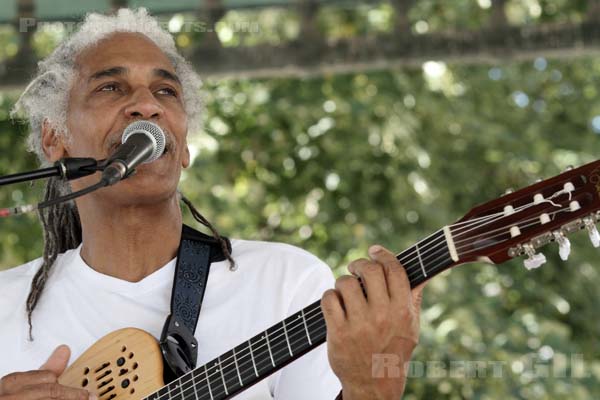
[2,3,600,398]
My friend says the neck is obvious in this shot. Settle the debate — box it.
[77,194,183,282]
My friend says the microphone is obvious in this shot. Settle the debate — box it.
[101,121,166,186]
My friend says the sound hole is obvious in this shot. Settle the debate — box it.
[99,386,115,396]
[82,378,88,387]
[94,363,110,373]
[133,375,138,382]
[130,389,135,394]
[96,370,111,380]
[98,378,113,389]
[84,368,90,375]
[128,352,134,359]
[132,363,138,370]
[116,357,125,367]
[121,346,126,352]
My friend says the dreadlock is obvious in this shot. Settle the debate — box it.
[25,178,235,340]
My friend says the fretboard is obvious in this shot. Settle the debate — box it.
[145,229,454,400]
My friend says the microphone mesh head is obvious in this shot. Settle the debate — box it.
[121,121,166,163]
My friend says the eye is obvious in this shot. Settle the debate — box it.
[98,83,120,93]
[157,87,178,97]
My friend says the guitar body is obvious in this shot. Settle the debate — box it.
[59,328,164,400]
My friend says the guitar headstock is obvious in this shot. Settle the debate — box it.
[452,160,600,270]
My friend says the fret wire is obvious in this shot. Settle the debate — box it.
[178,380,185,400]
[300,308,312,345]
[191,369,200,400]
[264,328,276,367]
[204,364,214,400]
[281,318,293,357]
[246,339,259,377]
[217,356,228,396]
[232,346,243,387]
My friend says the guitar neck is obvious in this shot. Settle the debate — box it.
[147,229,456,400]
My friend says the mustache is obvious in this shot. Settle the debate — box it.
[105,124,174,156]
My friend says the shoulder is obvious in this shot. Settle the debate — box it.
[0,248,78,310]
[0,257,41,288]
[229,238,335,306]
[0,257,42,320]
[231,238,332,277]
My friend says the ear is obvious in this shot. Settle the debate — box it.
[41,119,67,162]
[182,140,191,169]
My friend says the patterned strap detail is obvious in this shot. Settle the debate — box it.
[172,237,211,334]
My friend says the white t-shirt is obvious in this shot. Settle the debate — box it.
[0,238,342,399]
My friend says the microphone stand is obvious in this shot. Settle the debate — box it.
[0,158,103,187]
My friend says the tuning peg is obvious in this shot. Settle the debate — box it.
[553,231,571,261]
[523,244,547,270]
[504,188,514,195]
[565,165,574,171]
[584,218,600,247]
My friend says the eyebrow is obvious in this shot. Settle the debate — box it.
[88,66,182,86]
[88,66,126,82]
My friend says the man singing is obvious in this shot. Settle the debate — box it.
[0,8,425,400]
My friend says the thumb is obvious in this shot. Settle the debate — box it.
[39,345,71,376]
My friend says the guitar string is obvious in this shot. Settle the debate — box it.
[391,201,557,276]
[398,203,572,278]
[449,197,564,241]
[452,207,569,252]
[455,208,572,260]
[151,200,578,399]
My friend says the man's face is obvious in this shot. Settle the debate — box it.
[51,32,190,204]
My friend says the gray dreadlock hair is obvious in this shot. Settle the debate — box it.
[10,8,235,340]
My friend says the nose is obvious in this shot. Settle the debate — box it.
[124,87,164,120]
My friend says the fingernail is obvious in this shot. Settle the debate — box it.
[369,245,383,256]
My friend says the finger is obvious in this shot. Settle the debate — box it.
[18,383,90,400]
[334,275,368,320]
[321,289,346,331]
[348,258,389,309]
[0,372,57,396]
[39,345,70,377]
[411,282,427,315]
[368,245,411,304]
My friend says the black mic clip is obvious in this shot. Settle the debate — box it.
[55,157,104,180]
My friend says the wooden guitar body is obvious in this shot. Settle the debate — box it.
[59,328,164,400]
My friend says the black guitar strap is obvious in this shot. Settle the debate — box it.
[159,224,231,382]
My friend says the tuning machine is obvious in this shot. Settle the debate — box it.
[552,231,571,261]
[584,217,600,247]
[522,243,546,270]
